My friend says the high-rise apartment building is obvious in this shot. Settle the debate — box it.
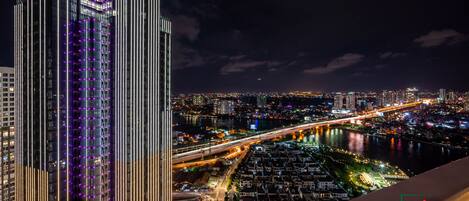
[405,87,419,102]
[15,1,113,200]
[113,1,172,200]
[0,68,15,128]
[439,89,447,103]
[396,90,406,104]
[333,92,356,112]
[0,67,15,201]
[447,91,456,103]
[14,0,172,200]
[345,92,356,111]
[333,92,345,110]
[381,90,397,107]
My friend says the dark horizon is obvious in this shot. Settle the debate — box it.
[2,0,469,93]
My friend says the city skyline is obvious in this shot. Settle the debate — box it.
[0,1,468,201]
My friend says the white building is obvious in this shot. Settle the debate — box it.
[333,92,345,110]
[0,67,14,200]
[332,92,356,114]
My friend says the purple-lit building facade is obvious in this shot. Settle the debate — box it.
[14,0,108,200]
[15,0,172,200]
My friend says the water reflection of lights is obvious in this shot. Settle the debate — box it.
[390,138,395,151]
[348,132,364,154]
[408,141,414,154]
[397,138,402,151]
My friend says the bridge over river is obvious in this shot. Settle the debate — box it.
[173,102,422,164]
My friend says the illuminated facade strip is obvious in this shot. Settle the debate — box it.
[14,3,24,200]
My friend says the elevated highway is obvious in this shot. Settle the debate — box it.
[173,102,421,164]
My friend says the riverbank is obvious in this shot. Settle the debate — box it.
[300,143,408,197]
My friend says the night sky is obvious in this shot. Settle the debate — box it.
[2,1,469,93]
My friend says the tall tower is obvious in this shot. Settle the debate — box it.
[439,89,447,103]
[114,1,172,200]
[15,0,113,200]
[333,92,344,110]
[346,92,356,111]
[15,0,171,200]
[0,67,15,201]
[405,87,419,102]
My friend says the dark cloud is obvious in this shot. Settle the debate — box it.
[304,53,365,75]
[220,56,282,75]
[268,68,278,72]
[172,45,206,70]
[414,29,467,48]
[374,64,387,69]
[172,15,200,41]
[380,52,407,59]
[169,15,207,69]
[220,61,268,75]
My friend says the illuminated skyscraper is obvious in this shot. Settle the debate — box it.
[257,95,267,108]
[405,87,419,102]
[439,89,447,103]
[15,0,113,200]
[333,92,345,110]
[15,0,171,200]
[113,1,172,200]
[345,92,357,111]
[381,90,397,107]
[0,67,15,200]
[447,91,456,103]
[332,92,356,113]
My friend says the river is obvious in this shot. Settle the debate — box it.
[174,114,469,176]
[296,128,469,176]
